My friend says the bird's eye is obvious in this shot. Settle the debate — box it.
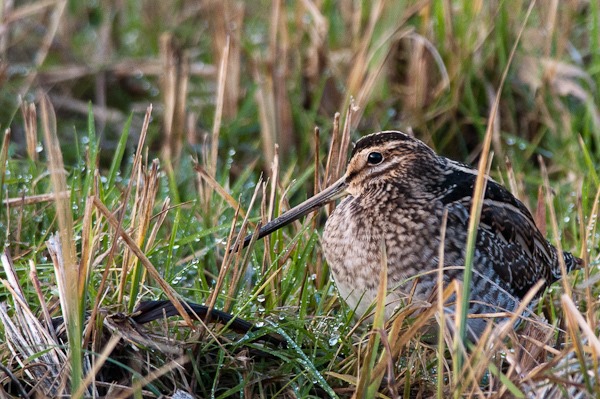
[367,152,383,165]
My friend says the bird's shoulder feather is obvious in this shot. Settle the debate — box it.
[437,160,557,296]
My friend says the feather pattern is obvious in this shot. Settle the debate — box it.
[321,131,581,337]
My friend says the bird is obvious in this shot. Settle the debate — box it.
[243,130,581,338]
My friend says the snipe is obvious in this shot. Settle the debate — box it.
[245,131,581,338]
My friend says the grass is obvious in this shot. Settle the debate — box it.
[1,0,599,397]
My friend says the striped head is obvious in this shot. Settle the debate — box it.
[243,130,444,245]
[344,131,443,197]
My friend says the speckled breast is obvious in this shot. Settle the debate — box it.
[321,194,443,318]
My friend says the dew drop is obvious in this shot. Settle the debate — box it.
[328,333,340,346]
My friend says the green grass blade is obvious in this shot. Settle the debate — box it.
[107,113,132,188]
[268,323,339,399]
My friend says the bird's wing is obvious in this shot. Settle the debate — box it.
[439,164,555,297]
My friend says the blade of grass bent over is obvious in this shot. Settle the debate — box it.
[85,105,153,347]
[92,196,195,328]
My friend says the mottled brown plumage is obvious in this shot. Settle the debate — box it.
[246,131,581,337]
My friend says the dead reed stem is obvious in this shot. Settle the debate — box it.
[40,93,83,394]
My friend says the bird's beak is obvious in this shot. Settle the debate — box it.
[242,175,349,248]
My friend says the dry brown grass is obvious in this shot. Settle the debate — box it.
[0,0,598,397]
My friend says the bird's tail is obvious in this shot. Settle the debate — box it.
[562,251,583,276]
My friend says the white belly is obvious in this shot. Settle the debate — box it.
[333,279,412,320]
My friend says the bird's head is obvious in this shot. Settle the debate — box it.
[344,130,442,196]
[241,130,442,247]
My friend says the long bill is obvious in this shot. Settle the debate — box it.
[242,175,349,248]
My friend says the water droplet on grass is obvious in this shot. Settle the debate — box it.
[328,334,340,346]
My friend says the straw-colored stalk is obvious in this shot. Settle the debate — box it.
[40,94,83,394]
